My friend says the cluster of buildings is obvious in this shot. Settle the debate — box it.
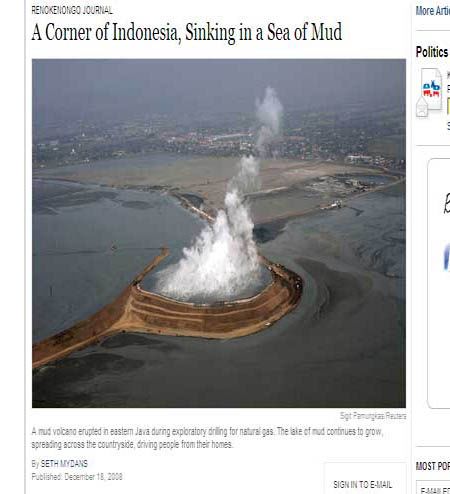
[33,107,406,172]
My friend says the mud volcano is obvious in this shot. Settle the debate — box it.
[32,87,302,370]
[32,247,303,369]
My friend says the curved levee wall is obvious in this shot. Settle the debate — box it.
[32,248,302,369]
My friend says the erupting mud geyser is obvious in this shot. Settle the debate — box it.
[155,87,283,301]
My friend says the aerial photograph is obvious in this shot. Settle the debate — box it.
[32,59,406,407]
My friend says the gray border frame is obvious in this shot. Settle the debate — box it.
[426,157,450,409]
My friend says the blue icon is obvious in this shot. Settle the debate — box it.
[431,80,440,90]
[445,244,450,271]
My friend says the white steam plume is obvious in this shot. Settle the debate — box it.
[155,87,283,301]
[255,86,283,155]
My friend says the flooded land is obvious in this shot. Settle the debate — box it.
[32,154,405,407]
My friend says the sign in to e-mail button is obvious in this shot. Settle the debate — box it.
[324,462,406,493]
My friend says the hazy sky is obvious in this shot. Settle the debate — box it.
[33,59,405,126]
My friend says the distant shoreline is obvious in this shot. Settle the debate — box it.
[33,164,404,227]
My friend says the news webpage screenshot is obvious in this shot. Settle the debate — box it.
[7,0,450,492]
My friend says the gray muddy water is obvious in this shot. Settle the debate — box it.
[32,179,203,342]
[33,179,405,408]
